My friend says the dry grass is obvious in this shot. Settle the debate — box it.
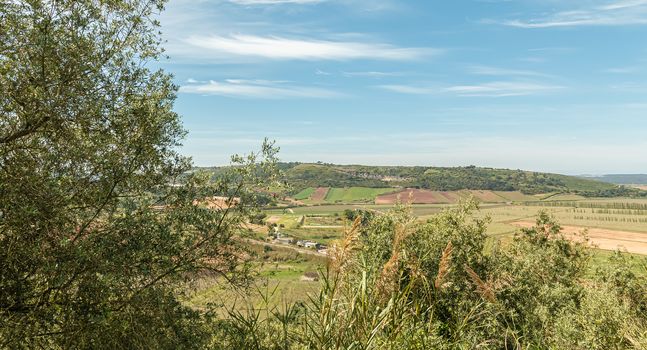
[328,217,362,275]
[464,265,496,303]
[434,241,453,290]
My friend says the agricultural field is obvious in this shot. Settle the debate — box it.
[264,197,647,255]
[293,187,315,200]
[375,189,454,204]
[374,189,536,205]
[210,196,647,314]
[324,187,395,203]
[294,186,395,203]
[310,187,329,201]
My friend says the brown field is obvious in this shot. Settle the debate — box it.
[375,189,451,204]
[310,187,329,201]
[633,185,647,191]
[464,190,505,202]
[376,189,535,205]
[511,221,647,255]
[440,191,463,202]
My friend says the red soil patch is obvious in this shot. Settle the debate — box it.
[511,221,647,255]
[310,187,329,201]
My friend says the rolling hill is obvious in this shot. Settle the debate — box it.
[278,163,641,197]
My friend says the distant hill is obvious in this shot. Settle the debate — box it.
[277,163,640,197]
[581,174,647,185]
[195,163,644,198]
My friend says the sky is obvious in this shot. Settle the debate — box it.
[156,0,647,175]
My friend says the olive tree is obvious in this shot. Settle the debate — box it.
[0,1,277,348]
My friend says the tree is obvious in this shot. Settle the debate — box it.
[0,1,277,348]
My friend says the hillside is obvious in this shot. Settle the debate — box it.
[278,163,639,197]
[582,174,647,185]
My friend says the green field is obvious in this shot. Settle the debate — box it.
[293,187,315,200]
[324,187,395,203]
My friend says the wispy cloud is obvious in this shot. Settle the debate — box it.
[180,79,343,98]
[468,65,553,78]
[604,66,640,73]
[445,82,563,97]
[494,0,647,28]
[183,34,439,61]
[379,81,564,97]
[228,0,324,4]
[342,71,402,78]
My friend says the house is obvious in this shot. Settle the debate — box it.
[304,241,320,249]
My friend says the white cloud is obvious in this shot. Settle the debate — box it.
[496,0,647,28]
[379,85,436,95]
[468,65,553,78]
[179,79,343,98]
[599,0,647,10]
[183,34,439,61]
[445,82,563,97]
[229,0,324,4]
[379,81,564,97]
[342,71,402,77]
[604,66,640,73]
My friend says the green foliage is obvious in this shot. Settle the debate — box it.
[0,1,279,348]
[284,163,386,190]
[251,212,268,225]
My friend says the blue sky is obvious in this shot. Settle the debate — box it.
[156,0,647,174]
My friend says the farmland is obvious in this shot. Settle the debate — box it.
[324,187,395,203]
[192,196,647,311]
[262,197,647,254]
[191,164,647,345]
